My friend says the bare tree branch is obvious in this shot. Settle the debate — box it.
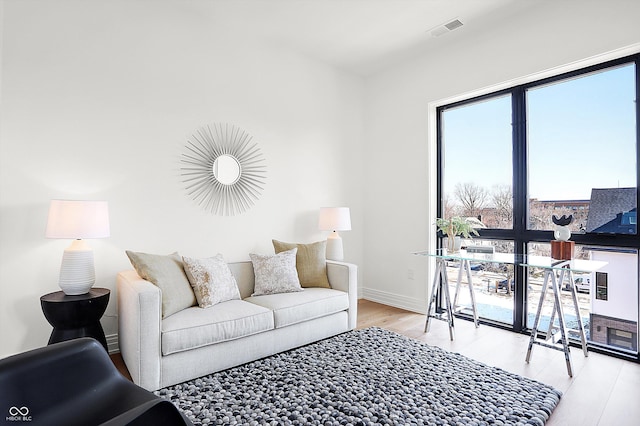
[454,182,488,217]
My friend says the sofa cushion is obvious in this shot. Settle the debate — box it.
[272,240,331,288]
[249,248,303,296]
[245,288,349,329]
[182,254,241,308]
[125,251,196,318]
[161,300,274,356]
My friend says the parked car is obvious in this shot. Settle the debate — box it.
[470,263,485,271]
[497,279,514,293]
[563,275,591,293]
[574,276,591,293]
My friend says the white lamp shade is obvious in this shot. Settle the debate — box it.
[46,200,110,239]
[318,207,351,231]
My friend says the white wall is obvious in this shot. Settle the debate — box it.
[362,2,640,312]
[0,1,364,357]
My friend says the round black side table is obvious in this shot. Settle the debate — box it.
[40,288,110,351]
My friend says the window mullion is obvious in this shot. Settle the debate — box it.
[512,86,527,331]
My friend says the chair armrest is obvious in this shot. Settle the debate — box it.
[0,339,118,416]
[0,338,165,425]
[100,399,194,426]
[117,270,162,391]
[326,261,358,330]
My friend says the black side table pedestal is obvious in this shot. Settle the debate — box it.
[40,288,110,351]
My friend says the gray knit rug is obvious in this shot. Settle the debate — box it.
[156,327,561,425]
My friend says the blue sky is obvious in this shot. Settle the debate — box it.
[443,63,636,201]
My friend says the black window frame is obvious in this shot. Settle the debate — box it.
[436,53,640,361]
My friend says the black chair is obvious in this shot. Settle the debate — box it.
[0,338,192,426]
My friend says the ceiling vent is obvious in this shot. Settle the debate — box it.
[430,18,464,37]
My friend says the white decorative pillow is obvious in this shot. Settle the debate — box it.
[250,248,303,296]
[182,254,241,308]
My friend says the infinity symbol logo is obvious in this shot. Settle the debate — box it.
[9,406,29,416]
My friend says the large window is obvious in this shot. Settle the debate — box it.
[527,64,637,233]
[441,95,513,229]
[438,54,639,359]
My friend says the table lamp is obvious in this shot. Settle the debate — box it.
[45,200,110,295]
[319,207,351,261]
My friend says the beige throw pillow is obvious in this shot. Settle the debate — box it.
[250,248,303,296]
[125,251,196,318]
[182,254,241,308]
[272,239,331,288]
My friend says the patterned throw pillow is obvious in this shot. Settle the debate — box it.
[272,240,331,288]
[249,248,303,296]
[125,251,196,318]
[182,254,241,308]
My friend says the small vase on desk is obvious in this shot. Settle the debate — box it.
[444,236,462,253]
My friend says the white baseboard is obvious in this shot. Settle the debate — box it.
[361,287,427,314]
[106,334,119,354]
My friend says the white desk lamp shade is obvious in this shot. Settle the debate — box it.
[46,200,110,295]
[319,207,351,261]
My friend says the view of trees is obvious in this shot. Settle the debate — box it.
[444,182,589,232]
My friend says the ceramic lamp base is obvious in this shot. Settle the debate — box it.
[326,231,344,261]
[58,240,95,295]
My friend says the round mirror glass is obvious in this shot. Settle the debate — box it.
[213,154,241,185]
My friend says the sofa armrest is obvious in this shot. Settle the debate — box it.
[326,261,358,330]
[117,270,162,391]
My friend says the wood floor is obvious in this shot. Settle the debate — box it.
[357,300,640,426]
[112,299,640,426]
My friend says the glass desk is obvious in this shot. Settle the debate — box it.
[413,249,517,341]
[413,249,607,377]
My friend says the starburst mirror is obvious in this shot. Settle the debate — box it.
[180,124,267,216]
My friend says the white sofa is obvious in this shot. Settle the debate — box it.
[117,260,357,391]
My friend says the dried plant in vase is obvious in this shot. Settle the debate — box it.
[435,216,480,253]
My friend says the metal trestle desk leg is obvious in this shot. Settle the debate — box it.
[425,257,480,340]
[425,258,455,340]
[453,259,480,328]
[526,263,588,377]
